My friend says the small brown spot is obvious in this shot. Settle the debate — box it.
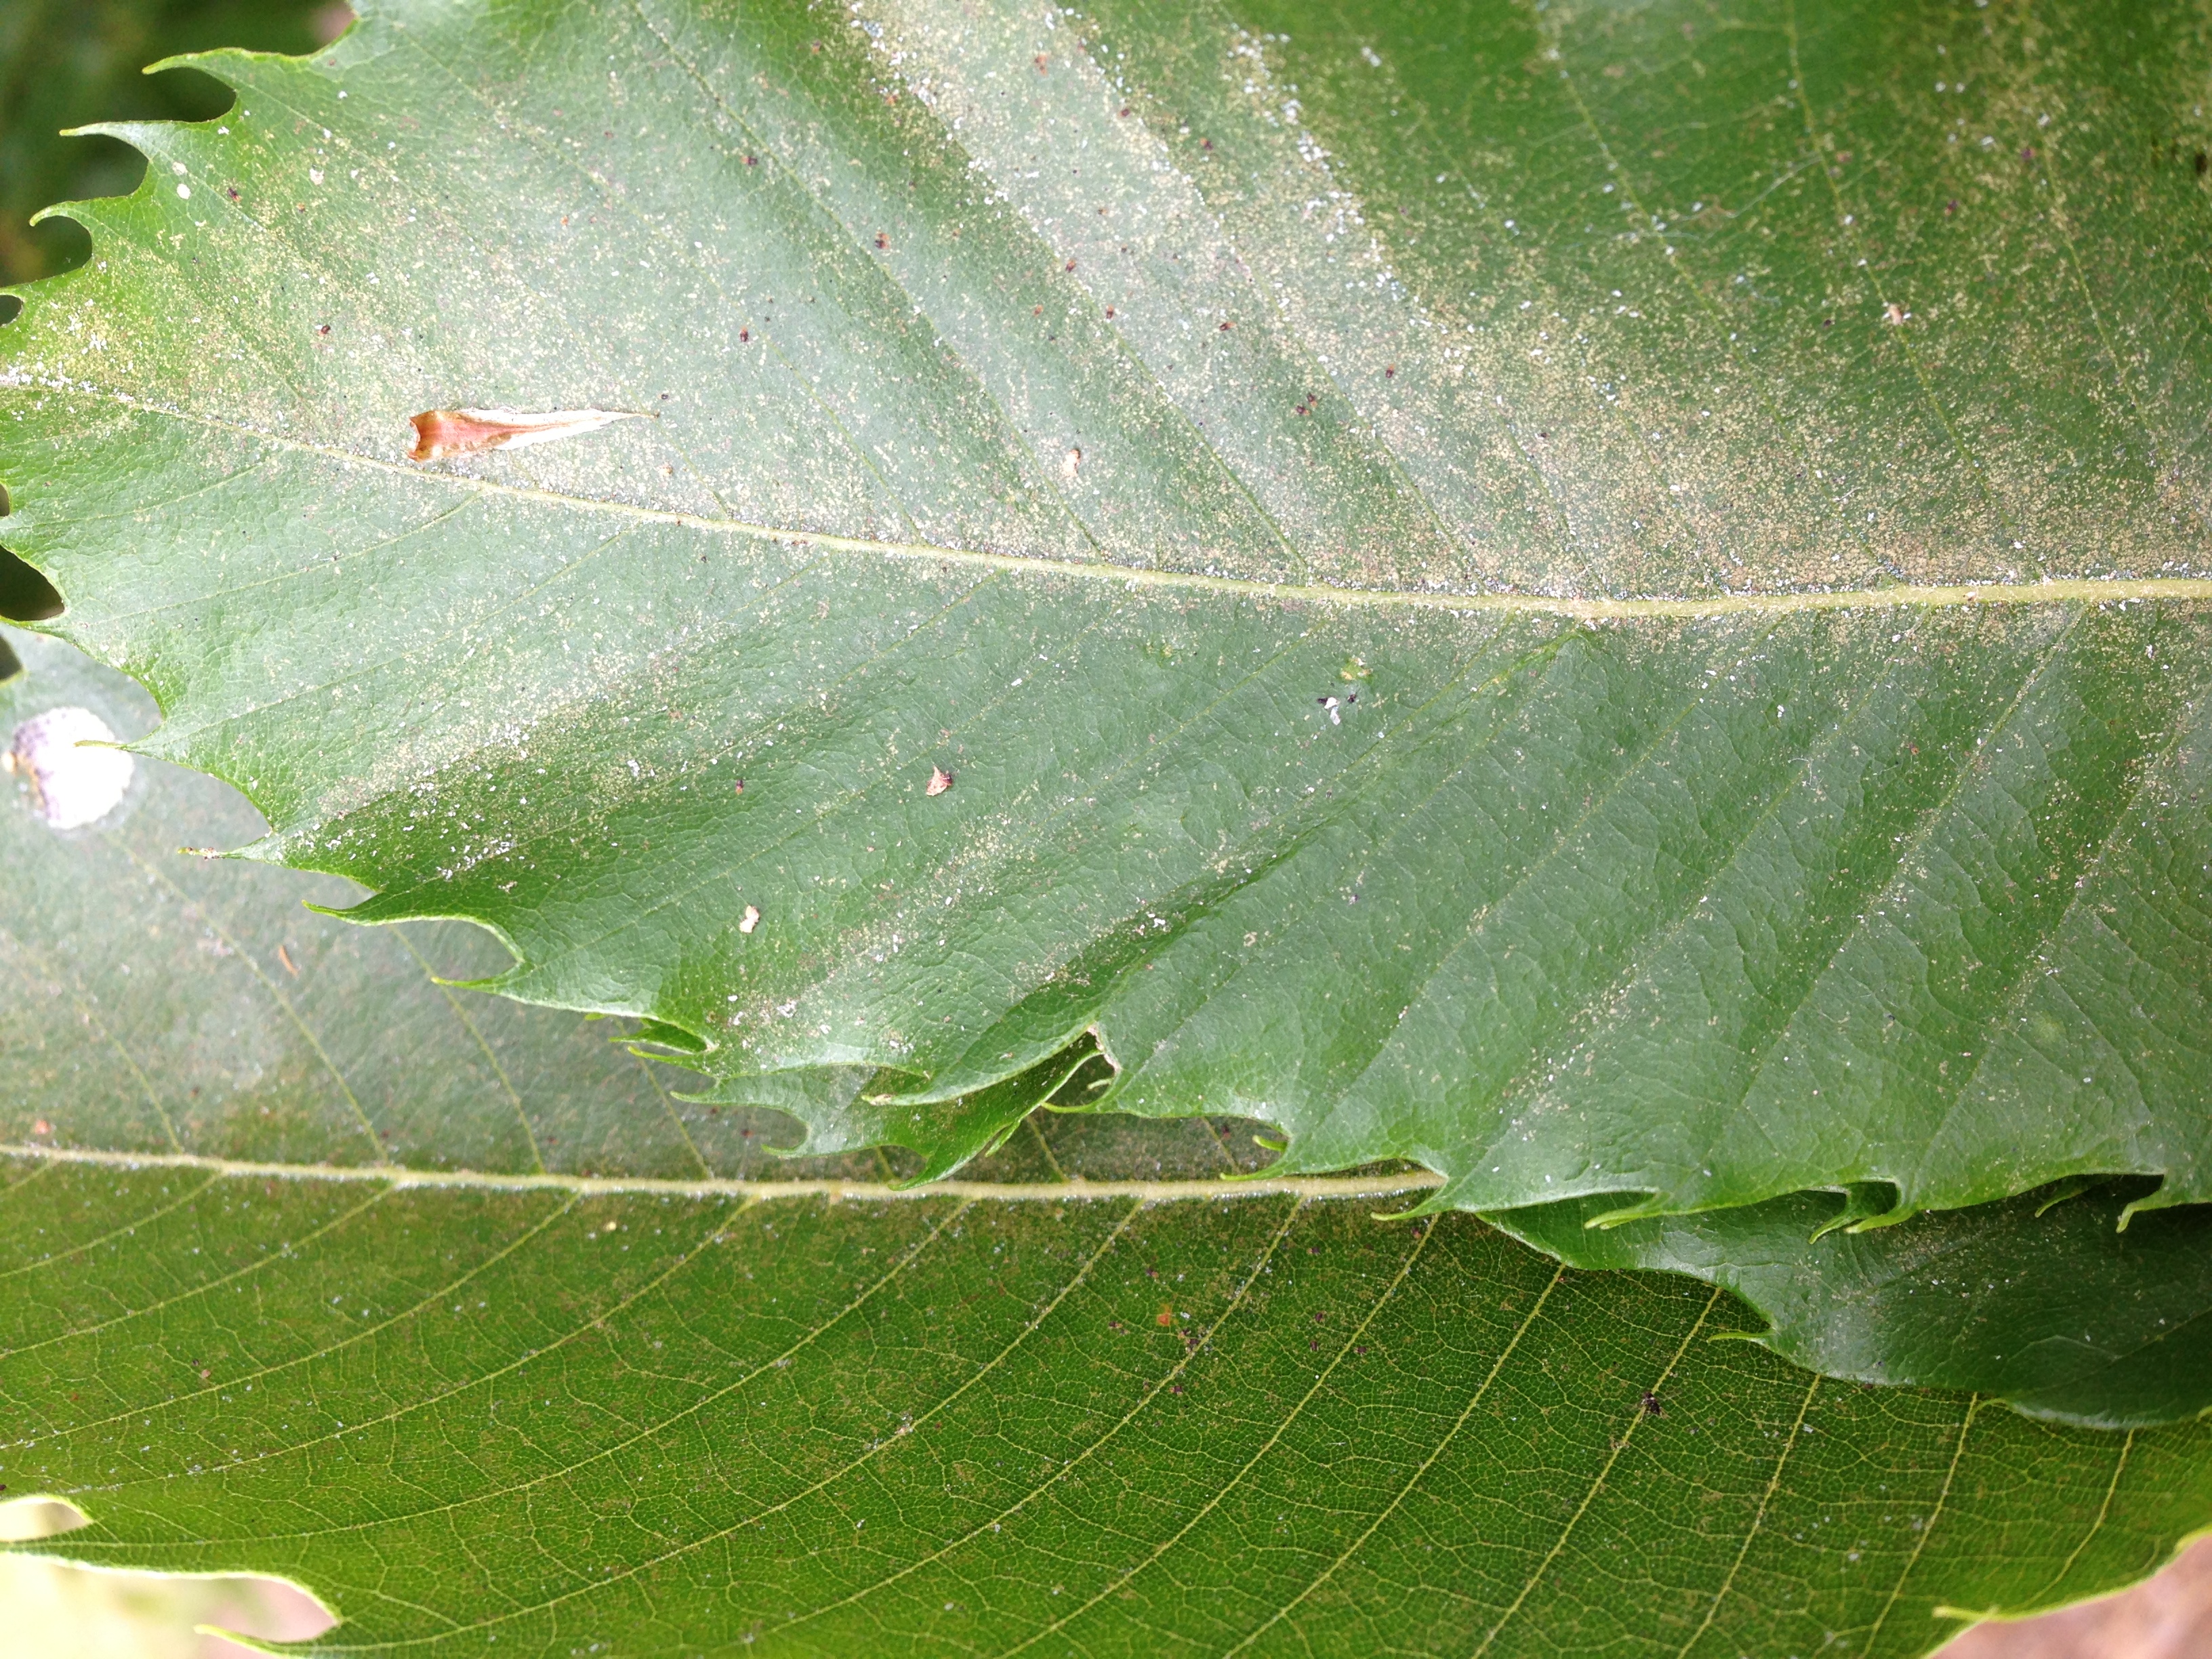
[874,231,888,249]
[1218,319,1233,331]
[1946,199,1959,213]
[1383,364,1396,377]
[226,186,241,200]
[1201,137,1213,150]
[1035,53,1049,72]
[316,323,331,335]
[32,1120,50,1136]
[739,328,750,342]
[1835,150,1851,166]
[2197,150,2208,176]
[926,766,955,796]
[743,154,758,166]
[1064,258,1077,271]
[2021,145,2036,161]
[1105,306,1115,319]
[277,943,299,976]
[1118,105,1133,117]
[810,39,822,52]
[739,904,761,935]
[1155,1307,1174,1327]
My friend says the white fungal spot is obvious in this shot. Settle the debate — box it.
[739,904,761,935]
[7,708,134,829]
[176,184,191,199]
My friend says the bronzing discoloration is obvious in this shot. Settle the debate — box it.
[407,407,647,462]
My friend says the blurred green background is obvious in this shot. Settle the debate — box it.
[1,0,344,286]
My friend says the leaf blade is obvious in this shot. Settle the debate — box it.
[8,0,2212,1214]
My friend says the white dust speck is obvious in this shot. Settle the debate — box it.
[739,904,761,935]
[7,707,134,829]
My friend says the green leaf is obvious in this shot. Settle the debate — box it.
[12,617,2212,1433]
[7,0,2212,1216]
[0,626,849,1181]
[11,626,2212,1654]
[1493,1181,2212,1431]
[16,1158,2212,1659]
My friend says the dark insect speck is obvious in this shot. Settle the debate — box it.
[1641,1391,1664,1417]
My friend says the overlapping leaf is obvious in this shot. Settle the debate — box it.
[10,625,2212,1654]
[6,0,2212,1215]
[13,628,2212,1654]
[1498,1181,2212,1429]
[18,1159,2212,1659]
[18,619,2212,1431]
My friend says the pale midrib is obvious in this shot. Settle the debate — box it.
[33,387,2212,620]
[0,1141,1441,1203]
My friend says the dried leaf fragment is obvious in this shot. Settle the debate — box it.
[926,766,954,796]
[739,904,761,935]
[407,407,647,462]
